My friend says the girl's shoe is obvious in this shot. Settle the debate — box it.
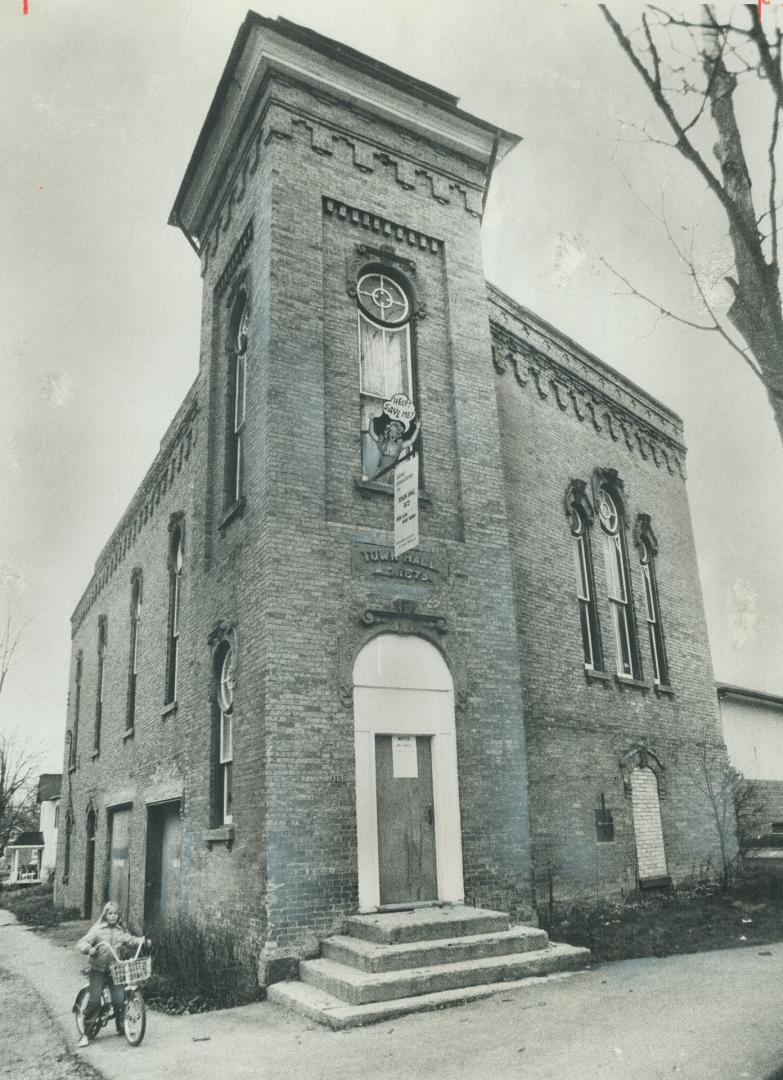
[78,1036,89,1048]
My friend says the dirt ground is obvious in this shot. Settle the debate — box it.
[0,963,102,1080]
[544,888,783,961]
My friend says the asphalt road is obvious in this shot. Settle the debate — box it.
[1,908,782,1080]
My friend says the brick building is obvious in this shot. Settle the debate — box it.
[55,15,730,979]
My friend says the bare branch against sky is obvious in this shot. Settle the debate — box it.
[600,4,783,446]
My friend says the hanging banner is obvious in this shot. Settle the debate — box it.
[394,453,419,557]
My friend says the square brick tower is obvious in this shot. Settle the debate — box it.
[170,15,532,969]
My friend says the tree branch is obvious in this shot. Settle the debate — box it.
[0,615,23,702]
[770,87,780,269]
[748,6,783,111]
[600,6,769,280]
[662,216,768,381]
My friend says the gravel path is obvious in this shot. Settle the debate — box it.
[0,962,103,1080]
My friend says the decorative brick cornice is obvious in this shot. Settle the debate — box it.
[200,86,482,273]
[71,398,199,636]
[324,198,441,255]
[491,321,687,480]
[215,219,254,298]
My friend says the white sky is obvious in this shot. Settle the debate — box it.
[2,1,782,772]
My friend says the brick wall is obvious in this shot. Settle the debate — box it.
[54,20,736,972]
[492,289,734,905]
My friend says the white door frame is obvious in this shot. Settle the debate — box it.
[353,636,464,912]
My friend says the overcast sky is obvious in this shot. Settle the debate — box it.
[2,1,782,772]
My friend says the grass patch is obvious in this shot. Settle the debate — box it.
[144,914,262,1013]
[542,877,783,962]
[0,883,80,927]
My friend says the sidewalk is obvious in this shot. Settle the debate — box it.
[2,907,783,1080]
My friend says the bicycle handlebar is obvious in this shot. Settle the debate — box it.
[104,937,149,964]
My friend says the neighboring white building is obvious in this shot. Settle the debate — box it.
[718,684,783,840]
[6,774,61,885]
[37,774,62,876]
[7,831,44,883]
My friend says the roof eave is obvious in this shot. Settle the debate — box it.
[169,13,522,241]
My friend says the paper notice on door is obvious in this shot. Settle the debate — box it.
[391,735,418,778]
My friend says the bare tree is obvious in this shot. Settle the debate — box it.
[0,614,23,701]
[684,721,765,891]
[0,736,40,860]
[0,616,40,859]
[600,4,783,447]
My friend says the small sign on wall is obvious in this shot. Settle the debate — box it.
[392,735,418,778]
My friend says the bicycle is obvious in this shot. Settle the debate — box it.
[73,938,152,1047]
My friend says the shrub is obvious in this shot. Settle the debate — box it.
[0,882,80,926]
[144,914,261,1013]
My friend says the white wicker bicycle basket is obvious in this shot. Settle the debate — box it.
[109,955,152,987]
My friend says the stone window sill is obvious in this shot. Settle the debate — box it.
[654,684,675,697]
[218,497,246,533]
[354,478,432,505]
[161,701,178,720]
[639,875,671,890]
[90,750,100,761]
[204,825,235,849]
[123,727,135,742]
[614,674,651,691]
[584,667,611,684]
[68,764,77,775]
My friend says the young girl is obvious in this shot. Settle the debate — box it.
[76,901,148,1047]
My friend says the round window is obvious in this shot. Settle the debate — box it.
[357,273,409,326]
[598,491,619,534]
[219,648,235,713]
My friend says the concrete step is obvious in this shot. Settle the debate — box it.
[268,954,591,1030]
[322,925,549,973]
[300,941,590,1006]
[345,904,510,944]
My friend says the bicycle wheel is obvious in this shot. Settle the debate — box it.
[123,989,146,1046]
[74,988,101,1039]
[73,987,90,1037]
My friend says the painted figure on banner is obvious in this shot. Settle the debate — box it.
[363,394,420,481]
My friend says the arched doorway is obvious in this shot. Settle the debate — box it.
[83,808,96,919]
[353,634,464,912]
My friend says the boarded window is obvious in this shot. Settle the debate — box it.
[630,766,667,882]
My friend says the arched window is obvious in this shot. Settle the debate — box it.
[63,807,73,884]
[565,480,602,672]
[70,652,83,770]
[357,271,417,482]
[94,617,107,753]
[637,516,669,686]
[597,486,640,678]
[225,293,248,507]
[165,521,184,705]
[126,570,142,732]
[211,641,235,827]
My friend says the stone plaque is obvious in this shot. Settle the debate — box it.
[352,543,448,588]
